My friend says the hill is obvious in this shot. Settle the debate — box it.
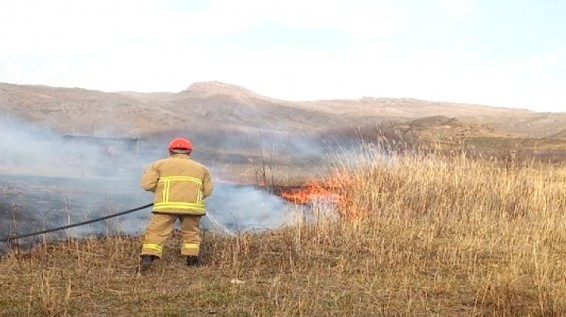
[1,81,566,171]
[549,129,566,139]
[1,81,565,138]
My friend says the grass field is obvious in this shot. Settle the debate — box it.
[1,147,566,316]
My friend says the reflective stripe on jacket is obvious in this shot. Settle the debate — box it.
[141,154,213,215]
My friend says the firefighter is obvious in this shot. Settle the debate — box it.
[139,137,213,267]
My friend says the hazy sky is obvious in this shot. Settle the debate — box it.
[0,0,564,112]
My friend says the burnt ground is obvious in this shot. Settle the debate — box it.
[0,174,149,249]
[0,173,312,253]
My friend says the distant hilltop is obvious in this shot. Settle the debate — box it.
[0,80,565,139]
[181,81,273,101]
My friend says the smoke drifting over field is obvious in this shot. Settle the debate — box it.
[0,117,305,251]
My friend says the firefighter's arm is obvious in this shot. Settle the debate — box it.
[141,163,159,192]
[202,170,213,198]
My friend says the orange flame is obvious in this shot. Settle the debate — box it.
[278,172,370,220]
[280,181,342,204]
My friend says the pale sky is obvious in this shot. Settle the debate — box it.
[0,0,564,112]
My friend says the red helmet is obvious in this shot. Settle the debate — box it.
[168,137,193,152]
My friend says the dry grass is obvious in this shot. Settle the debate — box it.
[2,148,566,316]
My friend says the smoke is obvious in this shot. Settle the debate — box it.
[0,117,307,253]
[206,183,291,233]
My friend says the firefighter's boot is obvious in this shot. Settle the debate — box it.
[140,255,155,268]
[186,256,200,267]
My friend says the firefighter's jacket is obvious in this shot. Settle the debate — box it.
[141,154,213,215]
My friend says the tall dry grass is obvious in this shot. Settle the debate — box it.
[328,146,566,315]
[1,147,566,316]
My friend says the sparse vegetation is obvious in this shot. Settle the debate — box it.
[2,147,566,316]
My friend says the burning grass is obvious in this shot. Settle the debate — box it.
[2,148,566,316]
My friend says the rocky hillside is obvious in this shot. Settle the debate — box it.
[1,80,565,186]
[1,80,565,141]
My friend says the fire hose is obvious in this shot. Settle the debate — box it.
[0,203,153,243]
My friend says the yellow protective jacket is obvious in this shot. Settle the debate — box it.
[141,154,213,215]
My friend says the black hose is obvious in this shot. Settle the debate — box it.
[0,203,153,243]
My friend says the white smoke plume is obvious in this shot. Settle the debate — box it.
[0,117,306,252]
